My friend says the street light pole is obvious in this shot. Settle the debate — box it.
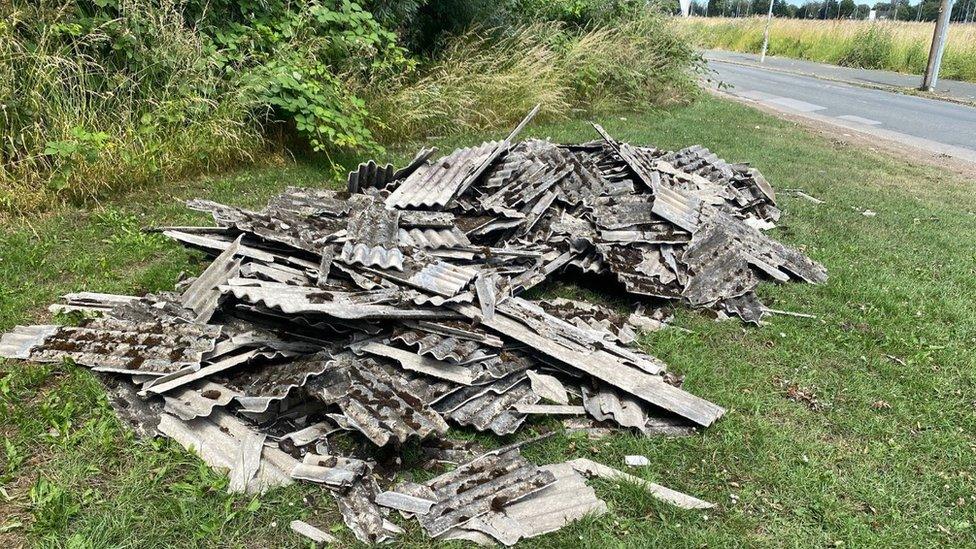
[922,0,956,90]
[760,0,775,62]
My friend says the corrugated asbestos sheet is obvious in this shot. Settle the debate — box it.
[386,141,501,209]
[441,461,607,545]
[1,318,219,375]
[306,353,449,446]
[418,448,556,537]
[1,106,829,545]
[341,194,404,270]
[347,159,394,194]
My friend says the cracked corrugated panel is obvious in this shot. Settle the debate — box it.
[306,353,449,446]
[581,383,647,429]
[419,447,556,537]
[265,186,350,217]
[391,328,496,364]
[47,292,139,315]
[145,348,262,394]
[385,141,500,209]
[340,194,403,270]
[400,210,455,228]
[187,199,342,254]
[163,380,241,420]
[596,243,682,299]
[567,251,606,274]
[526,370,569,404]
[591,123,660,192]
[359,341,478,385]
[291,451,368,488]
[181,236,243,322]
[398,227,471,249]
[278,419,347,453]
[719,292,765,324]
[432,373,538,435]
[0,318,219,375]
[221,282,450,319]
[680,212,802,309]
[393,146,438,181]
[332,477,402,544]
[538,297,639,345]
[217,351,336,412]
[239,261,310,286]
[162,230,277,263]
[347,159,394,193]
[650,170,702,233]
[442,461,607,545]
[96,372,164,438]
[589,195,659,230]
[404,259,479,297]
[661,145,735,185]
[157,408,298,494]
[455,299,723,427]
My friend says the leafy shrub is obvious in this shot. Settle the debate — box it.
[0,1,263,213]
[0,0,406,214]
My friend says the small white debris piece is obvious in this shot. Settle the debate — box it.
[624,455,650,467]
[862,209,877,217]
[743,217,776,231]
[526,370,569,405]
[290,519,337,544]
[375,490,436,515]
[513,404,586,415]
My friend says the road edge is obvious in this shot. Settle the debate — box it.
[704,54,976,109]
[705,86,976,180]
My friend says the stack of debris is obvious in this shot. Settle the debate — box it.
[0,108,826,545]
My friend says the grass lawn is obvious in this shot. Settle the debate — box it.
[2,95,975,547]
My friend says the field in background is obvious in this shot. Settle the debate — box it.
[3,96,976,547]
[683,17,976,82]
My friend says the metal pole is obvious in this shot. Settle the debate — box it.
[761,0,775,62]
[922,0,955,90]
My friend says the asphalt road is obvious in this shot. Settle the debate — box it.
[706,58,976,162]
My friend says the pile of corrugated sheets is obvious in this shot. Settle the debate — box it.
[0,107,826,545]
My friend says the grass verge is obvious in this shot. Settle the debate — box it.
[683,17,976,82]
[2,96,976,546]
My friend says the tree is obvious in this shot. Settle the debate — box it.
[797,0,823,18]
[839,0,856,16]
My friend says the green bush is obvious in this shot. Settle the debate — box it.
[0,0,406,213]
[0,1,264,213]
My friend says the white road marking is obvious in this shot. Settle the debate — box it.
[734,90,780,101]
[765,97,827,113]
[836,115,882,126]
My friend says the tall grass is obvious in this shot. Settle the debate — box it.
[682,18,976,82]
[0,1,263,215]
[365,16,704,142]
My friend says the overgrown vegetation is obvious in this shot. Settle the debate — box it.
[684,17,976,81]
[367,17,703,142]
[1,0,700,215]
[3,97,976,546]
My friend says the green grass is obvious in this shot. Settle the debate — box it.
[3,96,976,547]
